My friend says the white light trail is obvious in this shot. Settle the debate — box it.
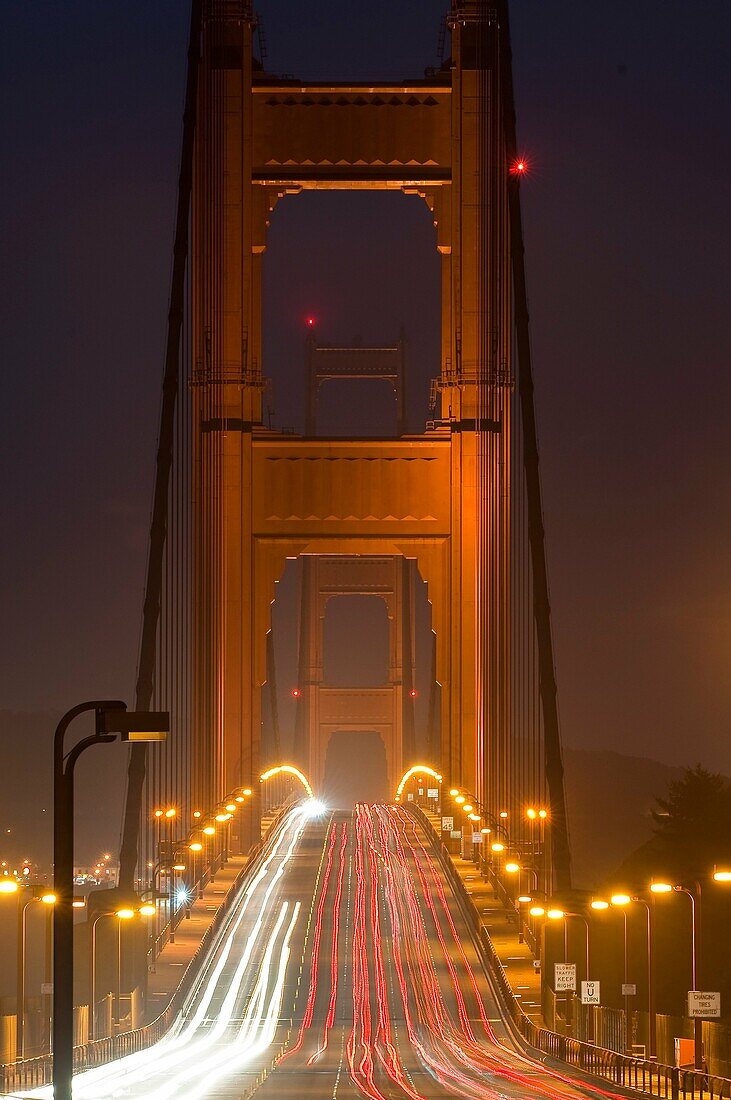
[7,805,309,1100]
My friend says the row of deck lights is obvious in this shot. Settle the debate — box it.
[447,786,548,861]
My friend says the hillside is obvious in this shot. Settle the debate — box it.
[563,745,684,889]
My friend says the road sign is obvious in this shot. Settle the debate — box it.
[581,980,600,1005]
[554,963,576,992]
[688,991,721,1018]
[472,832,483,844]
[441,816,454,832]
[407,792,414,801]
[622,983,637,997]
[450,830,462,839]
[418,788,424,796]
[427,788,438,799]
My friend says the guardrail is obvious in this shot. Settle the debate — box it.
[0,797,302,1096]
[406,803,731,1100]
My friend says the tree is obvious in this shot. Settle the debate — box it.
[650,764,731,875]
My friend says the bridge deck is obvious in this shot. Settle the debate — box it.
[10,804,637,1100]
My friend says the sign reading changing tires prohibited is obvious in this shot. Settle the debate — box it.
[581,980,600,1005]
[554,963,576,992]
[688,991,721,1018]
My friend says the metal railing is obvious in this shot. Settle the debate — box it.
[406,803,731,1100]
[0,798,301,1095]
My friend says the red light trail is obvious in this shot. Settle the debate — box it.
[279,804,632,1100]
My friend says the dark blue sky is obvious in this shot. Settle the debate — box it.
[2,0,730,811]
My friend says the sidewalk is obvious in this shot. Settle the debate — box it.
[451,853,544,1025]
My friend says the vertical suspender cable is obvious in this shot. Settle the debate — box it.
[118,0,203,892]
[497,0,572,890]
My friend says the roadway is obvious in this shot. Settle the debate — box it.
[10,802,634,1100]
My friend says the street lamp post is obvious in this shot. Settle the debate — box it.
[651,874,731,1072]
[16,887,56,1060]
[53,701,168,1100]
[678,884,702,1073]
[631,895,655,1060]
[610,895,632,1050]
[650,881,703,1071]
[89,910,112,1042]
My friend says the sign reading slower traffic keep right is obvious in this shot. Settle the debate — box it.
[554,963,576,992]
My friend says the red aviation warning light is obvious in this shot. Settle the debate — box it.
[291,688,301,698]
[409,689,418,698]
[510,157,528,176]
[306,316,316,328]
